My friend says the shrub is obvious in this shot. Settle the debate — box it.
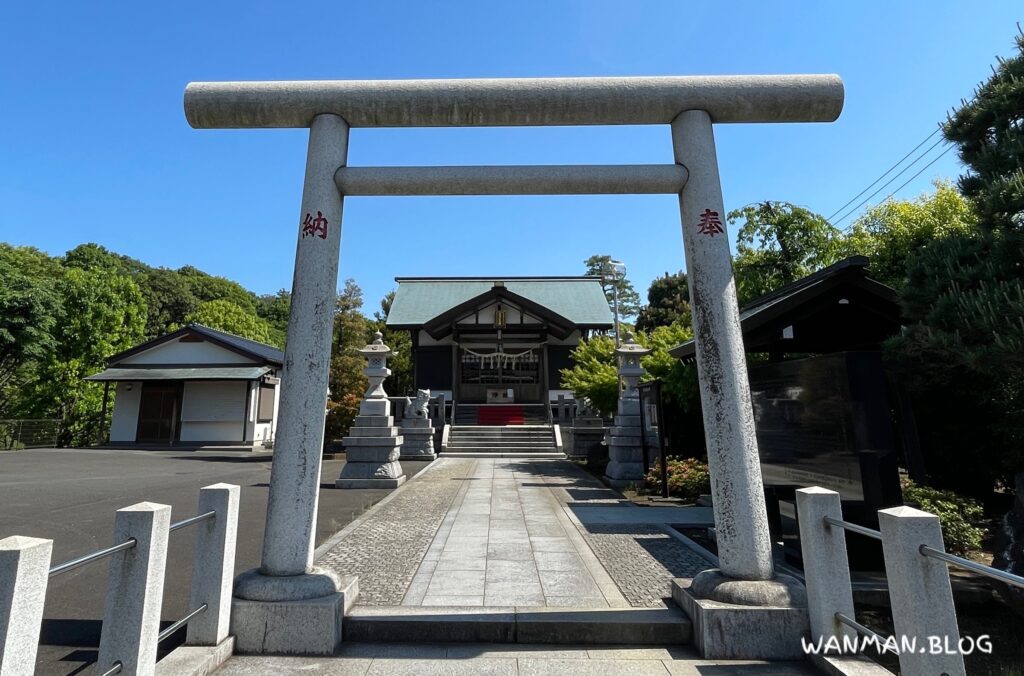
[900,477,986,556]
[646,457,710,502]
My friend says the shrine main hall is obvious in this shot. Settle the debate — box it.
[386,276,613,416]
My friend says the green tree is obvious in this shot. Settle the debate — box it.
[63,243,148,277]
[257,290,291,333]
[560,334,619,416]
[839,183,976,288]
[0,245,62,417]
[729,202,842,303]
[29,267,147,445]
[177,265,259,313]
[584,254,642,319]
[326,280,372,442]
[560,322,697,420]
[886,32,1024,498]
[942,30,1024,233]
[636,272,690,333]
[137,268,200,338]
[184,299,277,346]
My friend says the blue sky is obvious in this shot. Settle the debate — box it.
[1,1,1020,314]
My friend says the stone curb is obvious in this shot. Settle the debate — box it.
[156,636,234,676]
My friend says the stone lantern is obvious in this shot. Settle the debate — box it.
[604,332,652,487]
[335,332,407,488]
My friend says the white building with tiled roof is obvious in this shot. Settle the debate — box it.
[87,324,282,449]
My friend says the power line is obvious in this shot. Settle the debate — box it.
[837,144,955,231]
[832,135,949,227]
[877,145,955,206]
[826,128,941,222]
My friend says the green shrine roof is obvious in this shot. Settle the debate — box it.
[386,277,614,328]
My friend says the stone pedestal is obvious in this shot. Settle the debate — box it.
[672,572,810,660]
[335,332,407,489]
[604,397,647,487]
[336,407,406,488]
[399,417,436,460]
[572,416,607,465]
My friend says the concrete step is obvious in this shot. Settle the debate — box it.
[450,437,554,443]
[452,424,552,429]
[448,440,555,447]
[446,444,557,448]
[442,452,566,458]
[344,606,692,645]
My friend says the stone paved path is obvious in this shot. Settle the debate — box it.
[216,643,817,675]
[317,458,476,605]
[317,457,713,609]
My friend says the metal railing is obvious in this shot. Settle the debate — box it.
[0,484,240,676]
[157,602,208,643]
[0,418,60,449]
[919,544,1024,589]
[49,538,137,577]
[797,486,1024,676]
[823,516,882,541]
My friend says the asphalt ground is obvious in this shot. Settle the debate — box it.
[0,447,430,675]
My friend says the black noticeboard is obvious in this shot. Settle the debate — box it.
[749,351,902,570]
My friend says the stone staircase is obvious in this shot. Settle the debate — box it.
[454,403,549,425]
[443,424,563,458]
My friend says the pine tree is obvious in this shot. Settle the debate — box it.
[888,30,1024,497]
[943,29,1024,232]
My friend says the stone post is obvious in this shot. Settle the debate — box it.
[97,502,171,676]
[0,536,52,676]
[671,109,774,582]
[878,506,966,676]
[795,487,856,647]
[336,332,408,487]
[186,484,239,647]
[603,332,652,487]
[231,114,349,656]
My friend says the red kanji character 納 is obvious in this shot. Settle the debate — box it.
[301,211,329,239]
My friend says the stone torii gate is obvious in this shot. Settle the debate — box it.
[184,75,843,653]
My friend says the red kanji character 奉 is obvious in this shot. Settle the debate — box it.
[301,211,329,239]
[696,208,724,236]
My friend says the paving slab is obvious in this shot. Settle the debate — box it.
[316,457,715,612]
[211,643,819,675]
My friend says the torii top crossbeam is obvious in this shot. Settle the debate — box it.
[184,74,843,129]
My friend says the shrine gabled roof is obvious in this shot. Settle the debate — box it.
[386,277,614,329]
[668,256,900,361]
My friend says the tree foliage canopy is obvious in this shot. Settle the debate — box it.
[635,272,690,334]
[840,182,976,288]
[882,33,1024,496]
[729,201,843,303]
[183,299,277,346]
[943,30,1024,233]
